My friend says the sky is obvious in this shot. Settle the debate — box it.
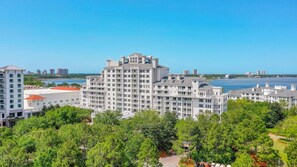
[0,0,296,74]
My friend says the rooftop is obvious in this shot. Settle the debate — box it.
[154,76,205,86]
[0,65,25,71]
[25,87,80,95]
[25,95,46,101]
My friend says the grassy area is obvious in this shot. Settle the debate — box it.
[269,133,288,167]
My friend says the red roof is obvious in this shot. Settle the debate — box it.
[25,95,45,101]
[51,86,80,91]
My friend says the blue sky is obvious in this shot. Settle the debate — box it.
[0,0,296,74]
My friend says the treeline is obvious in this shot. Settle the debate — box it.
[1,100,297,166]
[24,74,96,79]
[24,76,81,88]
[187,74,297,80]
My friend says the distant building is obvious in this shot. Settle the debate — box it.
[193,69,198,75]
[24,86,80,117]
[256,70,266,75]
[229,82,297,108]
[225,74,230,79]
[42,70,47,75]
[57,68,69,76]
[80,53,228,119]
[184,70,190,75]
[245,72,252,75]
[50,69,55,75]
[0,65,25,127]
[36,69,41,75]
[27,71,34,75]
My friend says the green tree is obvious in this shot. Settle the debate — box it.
[137,138,161,167]
[285,140,297,167]
[274,116,297,139]
[173,118,199,155]
[124,133,145,166]
[86,132,125,167]
[34,147,57,167]
[52,141,84,167]
[0,139,32,167]
[232,152,254,167]
[94,110,122,125]
[264,102,285,128]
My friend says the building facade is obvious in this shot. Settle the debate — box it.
[81,53,228,119]
[0,65,25,127]
[228,82,297,108]
[57,68,69,76]
[50,69,55,75]
[153,75,228,118]
[24,86,80,117]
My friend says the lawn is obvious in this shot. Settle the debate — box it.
[269,133,288,167]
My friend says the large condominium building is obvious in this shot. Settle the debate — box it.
[228,82,297,108]
[153,75,228,118]
[0,65,25,127]
[81,53,228,119]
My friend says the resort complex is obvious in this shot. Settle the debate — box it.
[229,82,297,108]
[80,53,228,119]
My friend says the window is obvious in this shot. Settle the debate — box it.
[17,74,21,78]
[18,94,21,98]
[9,79,13,83]
[10,84,14,88]
[10,100,13,104]
[17,112,22,116]
[10,105,14,109]
[18,104,22,108]
[10,89,14,93]
[10,74,13,78]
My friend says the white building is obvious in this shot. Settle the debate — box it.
[81,53,228,119]
[24,86,80,117]
[0,65,25,127]
[229,82,297,108]
[153,75,228,118]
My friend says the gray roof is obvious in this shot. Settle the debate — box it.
[105,63,168,70]
[87,75,104,83]
[154,76,205,86]
[269,89,297,98]
[229,86,297,98]
[0,65,25,71]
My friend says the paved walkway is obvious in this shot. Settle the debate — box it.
[160,155,181,167]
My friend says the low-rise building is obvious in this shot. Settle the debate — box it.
[228,82,297,108]
[24,86,80,117]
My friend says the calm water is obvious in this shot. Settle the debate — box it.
[42,78,86,85]
[210,77,297,92]
[43,77,297,92]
